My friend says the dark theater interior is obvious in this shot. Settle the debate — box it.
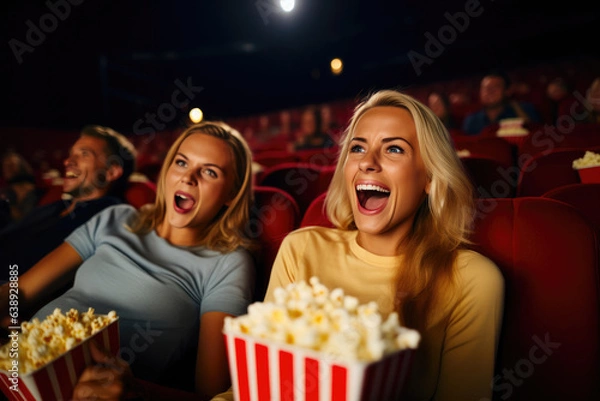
[1,1,599,400]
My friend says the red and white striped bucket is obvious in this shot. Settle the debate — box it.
[0,318,119,401]
[224,332,415,401]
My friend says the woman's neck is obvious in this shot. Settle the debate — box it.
[155,223,205,247]
[356,229,409,257]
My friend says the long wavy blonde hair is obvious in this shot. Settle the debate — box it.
[129,121,254,253]
[326,90,475,331]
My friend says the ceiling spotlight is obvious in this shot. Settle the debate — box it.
[189,108,203,123]
[280,0,295,12]
[330,58,343,75]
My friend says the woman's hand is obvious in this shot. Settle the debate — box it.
[72,341,136,401]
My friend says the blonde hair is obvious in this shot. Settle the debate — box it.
[128,121,254,253]
[325,89,475,331]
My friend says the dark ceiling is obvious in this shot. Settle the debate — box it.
[1,0,598,134]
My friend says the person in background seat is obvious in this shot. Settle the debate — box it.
[462,69,540,135]
[0,125,136,281]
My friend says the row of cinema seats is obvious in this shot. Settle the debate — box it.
[253,145,600,211]
[249,187,600,400]
[251,123,600,202]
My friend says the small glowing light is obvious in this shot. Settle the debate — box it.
[189,108,203,123]
[280,0,295,12]
[330,58,343,75]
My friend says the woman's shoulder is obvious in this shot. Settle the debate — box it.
[455,249,504,287]
[101,203,137,217]
[90,203,138,226]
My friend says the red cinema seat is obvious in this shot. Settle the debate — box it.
[461,157,516,198]
[250,186,300,300]
[453,137,515,168]
[37,181,65,206]
[519,124,600,158]
[258,163,323,216]
[253,150,299,168]
[471,197,599,400]
[300,192,334,228]
[542,183,600,230]
[125,181,157,209]
[516,147,600,197]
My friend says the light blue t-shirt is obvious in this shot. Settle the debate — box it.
[34,204,255,388]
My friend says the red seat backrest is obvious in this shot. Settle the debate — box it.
[516,147,600,197]
[250,186,300,300]
[294,146,340,166]
[519,124,600,158]
[37,182,65,206]
[125,181,157,209]
[543,183,600,230]
[258,163,323,216]
[471,197,599,400]
[253,150,299,168]
[453,137,515,168]
[300,192,333,228]
[461,157,516,198]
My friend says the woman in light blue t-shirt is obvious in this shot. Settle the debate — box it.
[1,122,256,400]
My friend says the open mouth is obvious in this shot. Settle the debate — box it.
[64,171,79,179]
[356,183,390,211]
[174,191,196,213]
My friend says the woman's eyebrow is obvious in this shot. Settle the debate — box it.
[351,136,414,150]
[382,136,414,150]
[203,163,226,173]
[176,152,226,173]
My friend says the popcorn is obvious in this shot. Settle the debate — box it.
[224,277,420,362]
[572,151,600,169]
[0,308,117,374]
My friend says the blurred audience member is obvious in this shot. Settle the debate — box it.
[545,77,586,125]
[277,110,293,140]
[0,125,136,280]
[290,106,335,151]
[0,151,42,226]
[462,69,540,135]
[255,114,273,143]
[428,91,457,129]
[320,104,343,140]
[585,77,600,124]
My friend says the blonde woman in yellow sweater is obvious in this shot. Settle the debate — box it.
[265,89,504,401]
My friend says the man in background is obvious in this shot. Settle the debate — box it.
[462,69,540,135]
[0,125,136,281]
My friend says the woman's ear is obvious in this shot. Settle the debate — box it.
[425,178,432,195]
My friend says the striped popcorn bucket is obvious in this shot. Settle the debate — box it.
[224,331,415,401]
[0,318,119,401]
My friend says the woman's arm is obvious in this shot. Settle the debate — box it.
[1,242,82,324]
[435,253,505,401]
[263,234,300,302]
[195,311,234,398]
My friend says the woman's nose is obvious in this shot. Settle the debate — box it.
[180,170,197,185]
[358,150,380,172]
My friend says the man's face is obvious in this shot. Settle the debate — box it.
[480,76,507,107]
[62,136,112,200]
